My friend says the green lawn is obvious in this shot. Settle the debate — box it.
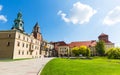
[41,57,120,75]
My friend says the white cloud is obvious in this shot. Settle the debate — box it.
[103,6,120,26]
[57,10,70,23]
[0,5,2,11]
[0,15,7,22]
[57,2,97,24]
[0,5,7,22]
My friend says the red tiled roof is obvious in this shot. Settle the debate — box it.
[57,41,68,46]
[69,40,96,48]
[51,41,68,50]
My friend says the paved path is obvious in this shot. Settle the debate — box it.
[0,57,54,75]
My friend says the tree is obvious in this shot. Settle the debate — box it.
[86,47,91,57]
[106,48,120,59]
[72,47,79,56]
[72,46,90,57]
[95,40,105,56]
[79,46,90,57]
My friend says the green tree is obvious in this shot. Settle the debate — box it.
[95,40,105,56]
[72,47,79,56]
[72,46,90,57]
[106,48,120,59]
[86,47,91,57]
[79,46,90,57]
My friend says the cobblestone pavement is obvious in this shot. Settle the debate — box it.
[0,57,54,75]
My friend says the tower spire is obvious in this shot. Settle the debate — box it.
[32,22,42,41]
[11,11,24,32]
[33,22,40,33]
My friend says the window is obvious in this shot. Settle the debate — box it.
[7,42,10,46]
[23,36,25,40]
[17,42,20,46]
[18,35,20,39]
[8,34,11,38]
[27,51,29,55]
[22,51,24,55]
[26,44,28,48]
[23,43,24,47]
[30,52,32,55]
[18,50,20,55]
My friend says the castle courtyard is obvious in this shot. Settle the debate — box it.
[0,58,53,75]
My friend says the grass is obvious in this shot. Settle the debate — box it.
[40,57,120,75]
[0,58,32,62]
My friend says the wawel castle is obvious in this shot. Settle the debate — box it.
[0,12,43,59]
[51,33,114,57]
[0,12,115,59]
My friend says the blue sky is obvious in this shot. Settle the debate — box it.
[0,0,120,46]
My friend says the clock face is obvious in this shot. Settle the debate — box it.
[20,23,22,27]
[19,26,23,30]
[19,23,23,30]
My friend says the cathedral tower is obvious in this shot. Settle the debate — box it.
[32,22,43,41]
[11,12,24,32]
[98,33,111,43]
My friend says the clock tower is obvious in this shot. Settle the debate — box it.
[32,22,43,41]
[11,12,24,32]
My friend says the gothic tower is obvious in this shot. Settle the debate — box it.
[98,33,110,43]
[11,12,24,32]
[32,22,43,41]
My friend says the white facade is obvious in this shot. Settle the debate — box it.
[58,46,69,57]
[0,30,41,59]
[13,31,41,59]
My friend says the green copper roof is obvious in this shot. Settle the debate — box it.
[11,12,24,33]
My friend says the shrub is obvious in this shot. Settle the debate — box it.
[72,46,90,57]
[79,46,90,57]
[106,48,120,59]
[72,47,80,56]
